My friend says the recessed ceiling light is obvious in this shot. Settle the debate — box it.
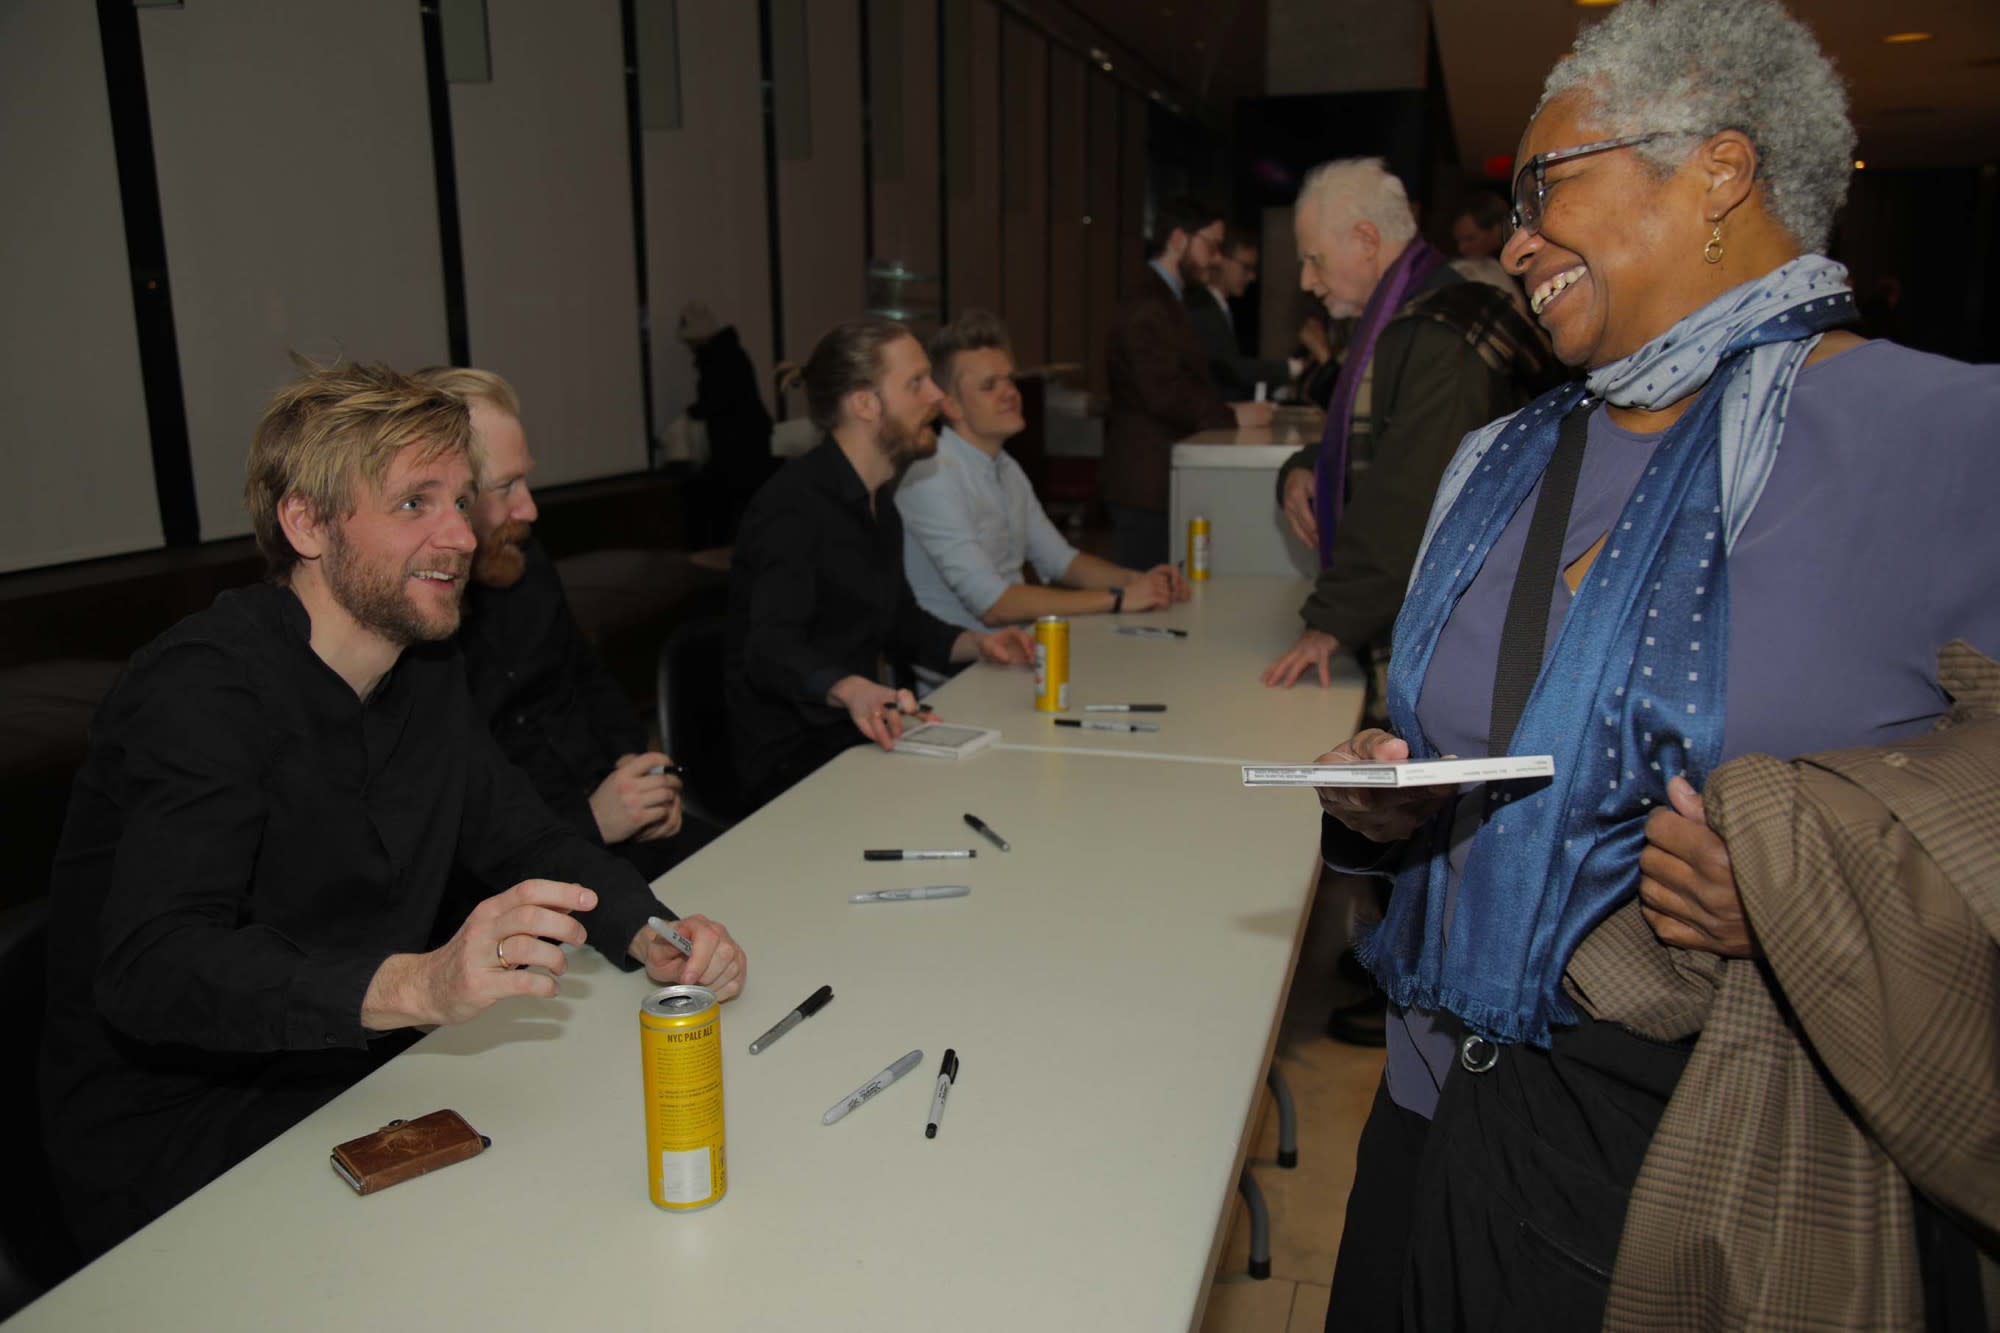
[1853,159,1866,170]
[1882,31,1934,43]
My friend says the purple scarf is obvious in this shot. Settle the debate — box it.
[1313,238,1447,567]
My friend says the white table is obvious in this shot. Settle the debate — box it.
[12,578,1365,1333]
[931,577,1362,767]
[1169,418,1321,580]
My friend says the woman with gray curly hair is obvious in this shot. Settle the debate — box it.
[1312,0,2000,1328]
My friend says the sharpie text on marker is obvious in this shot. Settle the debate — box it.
[926,1049,959,1139]
[645,915,696,956]
[823,1049,925,1125]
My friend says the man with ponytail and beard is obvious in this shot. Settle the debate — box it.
[726,318,1035,808]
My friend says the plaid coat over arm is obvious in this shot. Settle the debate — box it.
[1564,640,2000,1332]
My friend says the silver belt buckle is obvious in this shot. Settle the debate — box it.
[1459,1033,1500,1074]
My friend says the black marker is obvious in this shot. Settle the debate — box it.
[864,849,976,861]
[1083,703,1166,713]
[925,1049,959,1139]
[748,984,834,1054]
[1053,719,1159,733]
[963,813,1010,852]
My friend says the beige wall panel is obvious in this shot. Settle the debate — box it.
[1082,72,1120,396]
[0,2,162,573]
[140,1,449,540]
[1045,47,1087,374]
[869,0,939,277]
[774,0,866,366]
[942,0,1002,319]
[643,0,774,427]
[999,19,1049,368]
[452,0,646,484]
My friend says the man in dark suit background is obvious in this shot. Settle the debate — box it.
[1100,198,1274,569]
[1185,226,1295,400]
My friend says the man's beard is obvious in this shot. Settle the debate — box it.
[472,520,532,588]
[325,528,467,645]
[876,412,938,474]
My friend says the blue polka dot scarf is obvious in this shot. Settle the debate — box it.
[1358,255,1856,1047]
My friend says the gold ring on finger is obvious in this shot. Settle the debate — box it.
[495,938,511,968]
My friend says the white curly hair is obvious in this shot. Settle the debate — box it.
[1538,0,1855,252]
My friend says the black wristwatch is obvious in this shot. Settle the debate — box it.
[1109,585,1124,613]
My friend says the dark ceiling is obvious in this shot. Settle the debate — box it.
[1015,0,2000,170]
[1006,0,1268,114]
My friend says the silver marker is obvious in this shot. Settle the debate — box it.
[849,885,972,903]
[823,1049,924,1125]
[645,915,695,956]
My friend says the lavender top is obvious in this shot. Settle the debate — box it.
[1384,340,2000,1117]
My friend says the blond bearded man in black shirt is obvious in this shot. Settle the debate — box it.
[415,367,716,876]
[42,363,745,1256]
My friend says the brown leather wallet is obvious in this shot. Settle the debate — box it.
[330,1109,490,1195]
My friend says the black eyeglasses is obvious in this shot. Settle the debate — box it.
[1509,132,1676,235]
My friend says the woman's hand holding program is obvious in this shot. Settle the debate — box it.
[1313,729,1450,844]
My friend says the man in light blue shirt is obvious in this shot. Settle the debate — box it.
[898,311,1188,629]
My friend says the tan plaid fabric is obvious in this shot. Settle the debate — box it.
[1564,641,2000,1332]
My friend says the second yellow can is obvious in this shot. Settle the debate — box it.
[1034,615,1070,713]
[1189,515,1211,581]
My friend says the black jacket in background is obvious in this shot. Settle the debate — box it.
[41,584,665,1255]
[692,325,776,541]
[1184,284,1290,400]
[725,437,961,805]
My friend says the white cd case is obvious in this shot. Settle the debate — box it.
[892,721,1001,760]
[1241,755,1555,788]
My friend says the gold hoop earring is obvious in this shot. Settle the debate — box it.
[1703,222,1725,265]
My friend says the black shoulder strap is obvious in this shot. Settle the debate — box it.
[1488,400,1595,755]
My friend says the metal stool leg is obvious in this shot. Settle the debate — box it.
[1237,1167,1271,1280]
[1267,1066,1298,1169]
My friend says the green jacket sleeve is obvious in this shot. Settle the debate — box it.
[1299,318,1502,648]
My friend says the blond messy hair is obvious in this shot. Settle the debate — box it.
[244,360,471,581]
[409,365,523,420]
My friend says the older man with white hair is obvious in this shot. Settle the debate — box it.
[1263,158,1556,708]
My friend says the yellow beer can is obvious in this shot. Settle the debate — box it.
[1189,515,1211,581]
[1033,615,1070,713]
[639,984,726,1210]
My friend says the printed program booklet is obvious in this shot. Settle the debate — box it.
[893,722,1001,760]
[1241,756,1555,788]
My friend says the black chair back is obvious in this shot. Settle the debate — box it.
[655,617,745,828]
[0,898,81,1319]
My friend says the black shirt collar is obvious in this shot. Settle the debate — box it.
[806,434,882,514]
